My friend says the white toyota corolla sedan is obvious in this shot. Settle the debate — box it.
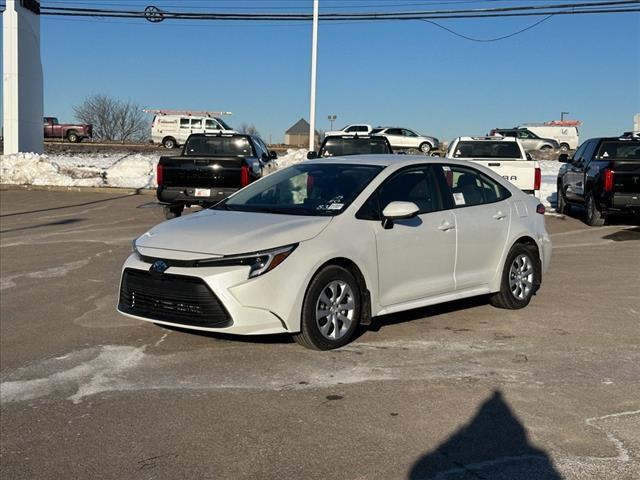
[118,155,551,350]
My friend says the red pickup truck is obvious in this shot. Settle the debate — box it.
[44,117,93,143]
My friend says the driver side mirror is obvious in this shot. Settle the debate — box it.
[269,150,278,160]
[307,151,318,160]
[381,201,419,230]
[558,153,570,163]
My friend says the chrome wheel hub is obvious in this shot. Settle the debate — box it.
[315,280,355,340]
[509,254,534,300]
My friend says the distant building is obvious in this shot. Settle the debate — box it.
[285,118,319,148]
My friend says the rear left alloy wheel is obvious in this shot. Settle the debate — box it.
[490,244,539,310]
[419,142,432,154]
[294,266,361,350]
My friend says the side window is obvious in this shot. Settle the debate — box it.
[205,119,219,130]
[402,129,417,137]
[572,142,587,162]
[386,128,402,136]
[358,166,442,220]
[252,137,267,159]
[191,118,202,129]
[581,141,598,165]
[574,141,593,167]
[180,118,190,129]
[440,165,509,207]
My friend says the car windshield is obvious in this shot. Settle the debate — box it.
[319,137,391,157]
[596,141,640,160]
[452,141,521,159]
[184,136,253,156]
[216,118,234,130]
[216,163,384,216]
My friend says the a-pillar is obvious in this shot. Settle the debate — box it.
[3,0,44,154]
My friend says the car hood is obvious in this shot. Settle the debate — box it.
[135,209,332,256]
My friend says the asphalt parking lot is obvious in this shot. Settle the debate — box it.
[1,187,638,480]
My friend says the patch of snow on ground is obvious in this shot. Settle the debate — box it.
[538,160,561,209]
[273,148,307,169]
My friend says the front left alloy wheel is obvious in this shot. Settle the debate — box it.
[294,265,361,350]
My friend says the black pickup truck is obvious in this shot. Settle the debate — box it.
[306,135,393,159]
[157,133,276,219]
[557,137,640,226]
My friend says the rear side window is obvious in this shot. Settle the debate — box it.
[441,165,510,207]
[180,118,190,128]
[596,141,640,160]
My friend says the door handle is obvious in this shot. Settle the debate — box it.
[493,211,507,220]
[438,221,456,231]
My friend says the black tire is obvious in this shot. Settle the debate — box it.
[560,143,570,152]
[556,182,569,214]
[585,192,605,226]
[293,265,361,350]
[490,244,540,310]
[162,137,177,149]
[419,142,432,154]
[163,204,184,220]
[67,131,79,143]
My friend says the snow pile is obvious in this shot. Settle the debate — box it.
[538,160,561,208]
[1,153,159,189]
[273,148,308,169]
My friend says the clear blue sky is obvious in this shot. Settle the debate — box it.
[1,0,639,143]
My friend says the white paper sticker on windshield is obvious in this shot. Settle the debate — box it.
[602,151,609,157]
[327,203,344,210]
[453,193,466,205]
[442,166,451,171]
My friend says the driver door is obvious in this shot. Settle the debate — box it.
[365,165,456,306]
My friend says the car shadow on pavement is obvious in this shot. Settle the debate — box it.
[602,226,640,241]
[408,390,562,480]
[0,217,84,234]
[366,295,491,334]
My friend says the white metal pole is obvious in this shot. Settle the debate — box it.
[308,0,319,151]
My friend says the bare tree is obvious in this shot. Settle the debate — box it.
[73,94,149,142]
[238,123,261,137]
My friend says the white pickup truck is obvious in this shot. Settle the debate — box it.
[446,136,541,196]
[324,124,373,137]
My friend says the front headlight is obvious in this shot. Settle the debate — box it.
[197,244,298,278]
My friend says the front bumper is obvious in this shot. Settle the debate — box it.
[157,186,238,206]
[117,253,288,335]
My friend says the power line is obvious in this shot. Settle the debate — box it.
[421,14,556,41]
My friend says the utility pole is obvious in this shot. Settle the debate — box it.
[308,0,319,151]
[561,111,569,121]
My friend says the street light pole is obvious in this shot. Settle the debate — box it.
[328,114,337,130]
[308,0,319,151]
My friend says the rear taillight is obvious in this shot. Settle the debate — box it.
[240,163,250,187]
[156,164,164,187]
[534,167,541,191]
[536,203,546,215]
[604,168,614,193]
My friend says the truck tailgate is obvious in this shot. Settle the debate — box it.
[160,156,245,189]
[611,160,640,195]
[470,159,537,192]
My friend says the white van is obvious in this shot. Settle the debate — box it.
[519,123,580,151]
[149,111,235,148]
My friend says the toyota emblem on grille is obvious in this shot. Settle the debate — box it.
[150,260,169,274]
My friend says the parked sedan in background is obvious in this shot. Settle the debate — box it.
[370,127,439,153]
[557,136,640,225]
[490,128,559,152]
[119,156,551,350]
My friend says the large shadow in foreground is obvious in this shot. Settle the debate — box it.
[409,391,562,480]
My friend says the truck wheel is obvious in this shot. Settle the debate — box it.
[162,137,177,149]
[419,142,432,154]
[559,143,570,152]
[585,193,605,227]
[163,204,184,220]
[556,182,569,214]
[67,131,79,143]
[490,243,540,310]
[293,265,361,350]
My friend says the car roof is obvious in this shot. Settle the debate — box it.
[457,136,519,142]
[305,154,467,168]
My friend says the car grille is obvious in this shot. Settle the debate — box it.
[118,268,232,328]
